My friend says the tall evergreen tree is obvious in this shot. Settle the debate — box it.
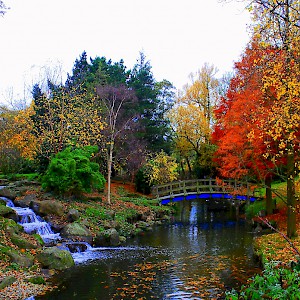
[128,52,174,152]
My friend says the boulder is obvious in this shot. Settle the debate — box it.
[60,223,93,244]
[7,250,34,267]
[0,188,18,200]
[36,247,74,270]
[135,220,154,232]
[103,220,120,230]
[3,219,23,235]
[0,276,17,290]
[94,228,120,247]
[25,276,46,285]
[67,209,80,222]
[14,193,38,208]
[10,233,38,249]
[0,204,16,219]
[31,200,64,217]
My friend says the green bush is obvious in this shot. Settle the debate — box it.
[226,261,300,300]
[41,146,106,195]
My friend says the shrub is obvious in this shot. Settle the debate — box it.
[41,146,106,195]
[226,261,300,299]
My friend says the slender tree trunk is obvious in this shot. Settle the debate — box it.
[287,149,296,238]
[107,140,114,205]
[186,157,192,178]
[265,175,274,215]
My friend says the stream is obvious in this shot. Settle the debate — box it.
[32,200,260,300]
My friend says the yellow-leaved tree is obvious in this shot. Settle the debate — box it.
[247,0,300,237]
[169,63,219,178]
[31,84,105,171]
[143,150,178,185]
[0,105,36,173]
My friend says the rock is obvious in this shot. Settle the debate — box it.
[106,210,115,219]
[31,200,64,217]
[14,193,38,208]
[7,250,34,267]
[25,276,46,285]
[103,220,120,230]
[60,223,93,244]
[136,221,153,232]
[0,204,16,218]
[0,188,18,200]
[3,219,23,235]
[10,233,38,249]
[119,236,126,244]
[67,209,80,222]
[36,247,75,270]
[94,228,120,247]
[0,276,17,290]
[64,242,89,253]
[0,179,9,186]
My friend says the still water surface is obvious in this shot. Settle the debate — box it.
[36,200,260,300]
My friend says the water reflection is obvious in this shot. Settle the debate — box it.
[37,200,260,300]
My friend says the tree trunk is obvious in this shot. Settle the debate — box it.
[107,141,114,205]
[287,149,296,238]
[186,157,192,178]
[265,175,274,215]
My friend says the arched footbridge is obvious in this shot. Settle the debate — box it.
[152,179,261,205]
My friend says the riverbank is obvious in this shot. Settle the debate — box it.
[224,205,300,299]
[253,205,300,265]
[0,180,174,300]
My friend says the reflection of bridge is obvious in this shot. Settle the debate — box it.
[152,179,260,205]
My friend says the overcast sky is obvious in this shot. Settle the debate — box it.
[0,0,251,104]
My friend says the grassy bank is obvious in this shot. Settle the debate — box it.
[226,180,300,299]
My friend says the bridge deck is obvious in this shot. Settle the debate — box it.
[152,179,260,204]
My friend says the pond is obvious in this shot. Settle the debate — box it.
[35,200,260,300]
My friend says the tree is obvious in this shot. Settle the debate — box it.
[247,0,300,237]
[143,150,178,185]
[168,102,213,178]
[213,41,285,216]
[96,84,137,204]
[128,52,174,152]
[0,105,36,173]
[31,83,104,171]
[180,63,219,126]
[171,63,219,178]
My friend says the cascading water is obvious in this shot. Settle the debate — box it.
[1,194,142,264]
[1,196,61,244]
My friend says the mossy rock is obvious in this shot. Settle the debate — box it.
[94,228,120,247]
[7,250,34,267]
[1,218,23,234]
[60,222,93,243]
[36,247,75,270]
[0,204,15,217]
[32,233,45,246]
[25,276,46,285]
[67,209,80,222]
[31,200,64,217]
[0,244,11,255]
[0,276,17,290]
[10,233,38,249]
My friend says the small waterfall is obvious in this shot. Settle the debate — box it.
[2,196,61,244]
[2,191,147,265]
